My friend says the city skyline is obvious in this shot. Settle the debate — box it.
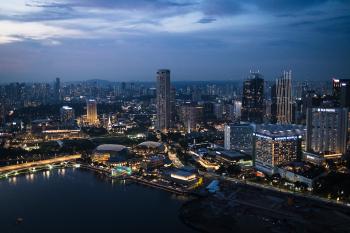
[0,0,350,83]
[1,2,350,233]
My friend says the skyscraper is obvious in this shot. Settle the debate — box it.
[254,124,303,175]
[233,100,242,120]
[332,78,350,108]
[224,123,255,155]
[87,99,98,125]
[241,72,265,123]
[332,78,342,99]
[156,69,171,132]
[179,104,203,133]
[54,77,61,102]
[306,107,348,159]
[170,86,176,128]
[213,103,224,120]
[276,70,293,124]
[60,106,75,127]
[340,80,350,108]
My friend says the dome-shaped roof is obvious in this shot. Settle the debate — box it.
[96,144,127,152]
[137,141,163,149]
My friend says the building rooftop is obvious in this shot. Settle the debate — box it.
[279,162,325,179]
[137,141,163,149]
[255,124,306,138]
[95,144,127,152]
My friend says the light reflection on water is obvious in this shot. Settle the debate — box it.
[58,168,66,176]
[0,168,196,233]
[8,176,17,185]
[25,173,35,182]
[43,170,50,179]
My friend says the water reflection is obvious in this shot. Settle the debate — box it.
[8,176,17,185]
[43,170,50,179]
[0,168,195,233]
[25,173,35,182]
[58,168,66,176]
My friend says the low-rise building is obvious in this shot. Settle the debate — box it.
[170,170,197,185]
[92,144,130,165]
[214,150,253,168]
[277,162,326,189]
[134,141,165,155]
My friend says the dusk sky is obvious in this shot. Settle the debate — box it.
[0,0,349,83]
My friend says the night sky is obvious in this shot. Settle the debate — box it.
[0,0,349,82]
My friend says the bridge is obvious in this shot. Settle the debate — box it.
[0,154,81,174]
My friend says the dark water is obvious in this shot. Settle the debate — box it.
[0,168,197,233]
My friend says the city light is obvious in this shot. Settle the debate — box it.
[0,1,349,232]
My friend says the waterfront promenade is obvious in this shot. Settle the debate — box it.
[0,154,81,173]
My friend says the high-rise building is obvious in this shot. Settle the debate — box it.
[241,72,265,123]
[191,87,202,103]
[202,102,215,120]
[213,103,224,120]
[254,124,303,175]
[271,83,277,123]
[87,99,98,125]
[170,86,176,128]
[156,69,171,132]
[233,100,242,120]
[179,104,203,133]
[332,78,342,99]
[226,104,235,121]
[60,106,75,127]
[276,70,293,124]
[54,77,61,102]
[224,123,255,155]
[306,107,348,159]
[332,79,350,108]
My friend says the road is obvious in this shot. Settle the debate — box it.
[0,154,82,173]
[168,150,184,168]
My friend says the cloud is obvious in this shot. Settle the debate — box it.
[0,0,348,45]
[197,18,216,24]
[249,0,329,12]
[200,0,244,16]
[0,20,83,44]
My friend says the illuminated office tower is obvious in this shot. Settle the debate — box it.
[276,70,293,124]
[306,107,348,159]
[333,78,350,108]
[213,103,224,120]
[234,100,242,119]
[254,124,303,175]
[170,86,176,128]
[241,72,265,123]
[179,104,203,133]
[332,78,342,100]
[60,106,75,127]
[87,99,98,125]
[226,104,235,121]
[224,123,255,155]
[156,69,171,132]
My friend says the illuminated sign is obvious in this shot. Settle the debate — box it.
[253,133,272,140]
[275,136,299,140]
[316,108,336,113]
[254,133,299,141]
